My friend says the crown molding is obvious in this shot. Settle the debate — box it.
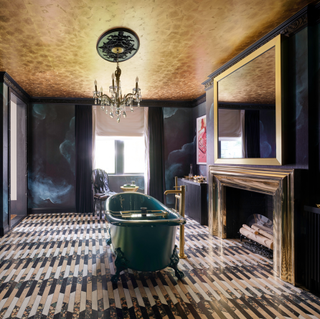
[30,97,197,108]
[280,14,308,37]
[316,1,320,23]
[141,99,194,108]
[31,97,94,105]
[0,73,204,108]
[0,72,30,104]
[203,79,213,91]
[192,93,206,107]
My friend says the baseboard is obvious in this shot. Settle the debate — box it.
[11,215,26,229]
[0,224,10,237]
[28,207,77,214]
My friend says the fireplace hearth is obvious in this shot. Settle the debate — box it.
[241,240,273,259]
[209,165,295,285]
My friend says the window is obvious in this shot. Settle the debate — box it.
[220,137,243,158]
[123,137,145,173]
[95,136,145,174]
[95,137,115,173]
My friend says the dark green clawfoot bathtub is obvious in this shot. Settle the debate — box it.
[106,192,186,282]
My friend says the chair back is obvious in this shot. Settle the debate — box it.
[92,169,111,194]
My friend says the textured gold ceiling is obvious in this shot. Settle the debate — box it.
[0,0,315,100]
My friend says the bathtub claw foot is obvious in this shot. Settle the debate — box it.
[174,268,185,280]
[111,273,119,283]
[112,247,129,282]
[169,245,185,279]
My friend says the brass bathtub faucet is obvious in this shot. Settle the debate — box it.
[164,186,187,259]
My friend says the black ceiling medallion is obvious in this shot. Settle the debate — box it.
[96,27,140,62]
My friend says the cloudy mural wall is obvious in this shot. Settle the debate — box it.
[163,108,193,199]
[28,104,76,211]
[163,103,206,205]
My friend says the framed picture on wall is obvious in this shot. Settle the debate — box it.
[197,115,207,164]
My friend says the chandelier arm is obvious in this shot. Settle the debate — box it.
[101,93,113,104]
[123,94,136,105]
[124,93,134,99]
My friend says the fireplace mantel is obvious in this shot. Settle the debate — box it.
[209,165,295,285]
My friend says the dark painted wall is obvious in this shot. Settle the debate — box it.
[0,83,9,235]
[284,27,309,169]
[163,108,194,202]
[28,104,76,212]
[310,22,320,204]
[163,102,206,205]
[288,24,320,287]
[316,22,320,202]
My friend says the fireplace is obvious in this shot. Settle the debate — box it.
[209,165,295,285]
[225,188,273,238]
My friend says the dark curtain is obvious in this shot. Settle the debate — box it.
[245,110,260,158]
[75,105,94,212]
[148,107,165,203]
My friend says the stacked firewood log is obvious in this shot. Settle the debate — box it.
[239,223,273,249]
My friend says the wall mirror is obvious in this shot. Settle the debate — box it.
[214,35,282,165]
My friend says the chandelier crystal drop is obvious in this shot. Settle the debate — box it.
[93,28,142,123]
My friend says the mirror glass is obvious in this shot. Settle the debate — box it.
[214,35,281,165]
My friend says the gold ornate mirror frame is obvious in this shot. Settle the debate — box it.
[214,35,282,165]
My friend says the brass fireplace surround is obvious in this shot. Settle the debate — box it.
[209,165,295,285]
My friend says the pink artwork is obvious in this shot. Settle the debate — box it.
[197,115,207,164]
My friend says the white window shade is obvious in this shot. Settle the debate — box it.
[93,106,144,136]
[218,109,244,138]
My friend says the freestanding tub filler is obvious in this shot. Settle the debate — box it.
[106,192,186,282]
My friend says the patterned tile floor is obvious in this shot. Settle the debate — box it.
[0,213,320,319]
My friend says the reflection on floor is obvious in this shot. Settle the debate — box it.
[0,213,320,319]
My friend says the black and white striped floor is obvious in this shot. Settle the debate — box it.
[0,213,319,319]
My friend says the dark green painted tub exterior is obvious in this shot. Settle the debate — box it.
[106,192,186,272]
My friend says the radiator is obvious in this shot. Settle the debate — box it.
[304,206,320,293]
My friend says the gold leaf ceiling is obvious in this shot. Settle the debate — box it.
[0,0,315,100]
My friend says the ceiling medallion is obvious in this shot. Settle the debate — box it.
[93,28,141,123]
[96,27,140,62]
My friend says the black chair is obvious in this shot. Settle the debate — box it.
[92,169,116,218]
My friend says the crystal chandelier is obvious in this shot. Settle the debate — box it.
[93,28,142,123]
